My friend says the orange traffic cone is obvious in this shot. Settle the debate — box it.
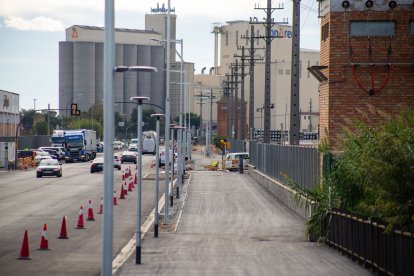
[58,216,68,239]
[119,184,125,199]
[98,197,103,214]
[134,173,137,184]
[87,200,95,221]
[38,224,49,250]
[128,182,132,192]
[123,182,128,195]
[18,230,31,260]
[76,206,85,229]
[122,171,125,180]
[113,190,118,205]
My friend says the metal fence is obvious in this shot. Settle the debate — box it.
[249,140,320,189]
[326,210,414,276]
[0,136,51,150]
[228,138,246,153]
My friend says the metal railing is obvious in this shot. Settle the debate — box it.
[228,138,246,153]
[326,210,414,276]
[249,140,320,189]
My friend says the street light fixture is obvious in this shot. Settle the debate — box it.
[150,113,165,238]
[130,96,150,265]
[113,65,157,267]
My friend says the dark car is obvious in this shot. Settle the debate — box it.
[90,158,104,173]
[97,143,103,152]
[17,150,35,159]
[36,159,62,178]
[120,151,137,164]
[41,149,60,160]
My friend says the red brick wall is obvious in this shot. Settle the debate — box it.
[216,99,246,138]
[319,8,414,149]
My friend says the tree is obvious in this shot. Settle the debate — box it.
[66,118,103,139]
[20,109,36,133]
[32,120,48,135]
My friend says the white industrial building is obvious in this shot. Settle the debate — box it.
[195,20,320,139]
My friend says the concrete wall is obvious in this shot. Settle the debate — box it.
[248,164,313,220]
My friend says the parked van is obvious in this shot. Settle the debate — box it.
[224,152,249,171]
[142,138,156,155]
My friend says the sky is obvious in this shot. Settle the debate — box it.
[0,0,320,111]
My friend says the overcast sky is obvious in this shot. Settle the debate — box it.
[0,0,320,111]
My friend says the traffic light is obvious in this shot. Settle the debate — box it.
[71,103,80,116]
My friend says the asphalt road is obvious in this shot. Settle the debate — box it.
[118,160,371,276]
[0,151,163,276]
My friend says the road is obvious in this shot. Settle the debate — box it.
[118,155,371,275]
[0,151,163,275]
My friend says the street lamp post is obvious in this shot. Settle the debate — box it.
[151,37,184,194]
[130,96,150,265]
[150,113,165,238]
[114,66,157,267]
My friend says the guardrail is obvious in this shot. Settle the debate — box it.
[326,210,414,276]
[249,140,320,189]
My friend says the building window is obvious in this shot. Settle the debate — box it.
[225,31,228,46]
[286,69,290,75]
[256,30,260,45]
[321,22,329,42]
[410,21,414,35]
[278,69,283,75]
[304,116,307,119]
[307,60,310,78]
[299,60,302,78]
[236,31,239,46]
[246,30,249,45]
[350,21,395,36]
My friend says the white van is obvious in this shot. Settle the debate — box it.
[142,138,156,155]
[225,152,249,171]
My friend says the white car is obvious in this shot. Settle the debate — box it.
[113,154,122,170]
[128,143,138,151]
[224,152,250,171]
[34,152,53,165]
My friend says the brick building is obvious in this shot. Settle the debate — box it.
[315,0,414,149]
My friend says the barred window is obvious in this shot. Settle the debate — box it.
[321,22,329,42]
[225,31,228,46]
[236,31,239,46]
[350,21,395,36]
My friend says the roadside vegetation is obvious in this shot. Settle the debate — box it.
[285,111,414,239]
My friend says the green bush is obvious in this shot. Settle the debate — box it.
[286,111,414,238]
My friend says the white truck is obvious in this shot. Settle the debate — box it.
[50,130,65,147]
[64,129,97,162]
[142,131,157,155]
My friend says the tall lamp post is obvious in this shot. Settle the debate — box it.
[130,96,150,265]
[150,113,165,238]
[150,38,184,194]
[114,66,157,267]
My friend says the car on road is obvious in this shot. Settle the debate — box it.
[142,138,156,155]
[36,159,62,178]
[39,147,66,160]
[128,143,138,151]
[90,156,122,173]
[120,151,137,164]
[96,143,103,152]
[34,151,53,165]
[40,149,60,160]
[159,149,177,167]
[114,154,122,170]
[224,152,250,171]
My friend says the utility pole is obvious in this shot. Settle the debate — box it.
[308,98,312,132]
[225,74,231,137]
[234,47,249,141]
[33,98,37,110]
[241,24,264,140]
[199,89,203,141]
[233,59,239,140]
[290,0,301,145]
[47,104,51,135]
[254,1,287,143]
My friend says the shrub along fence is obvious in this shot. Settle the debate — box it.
[325,210,414,276]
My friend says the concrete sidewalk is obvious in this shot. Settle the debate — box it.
[116,153,370,276]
